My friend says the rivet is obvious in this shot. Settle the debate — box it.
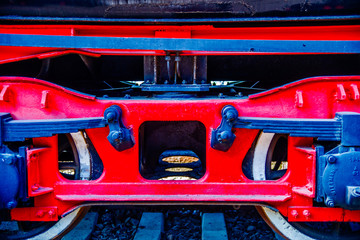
[291,210,299,218]
[303,210,311,218]
[48,209,56,218]
[36,210,45,218]
[327,155,337,164]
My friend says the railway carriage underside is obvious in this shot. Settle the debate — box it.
[0,1,360,239]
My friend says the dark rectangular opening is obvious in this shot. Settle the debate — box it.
[139,121,206,180]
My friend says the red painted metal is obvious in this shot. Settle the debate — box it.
[0,20,359,223]
[0,75,358,221]
[288,207,360,222]
[11,207,58,222]
[0,24,359,63]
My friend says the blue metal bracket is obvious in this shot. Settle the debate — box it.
[0,34,359,54]
[316,145,360,209]
[0,145,27,210]
[0,106,134,152]
[104,105,135,152]
[0,113,106,144]
[211,105,360,151]
[211,106,238,152]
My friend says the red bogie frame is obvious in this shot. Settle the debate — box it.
[0,76,359,223]
[0,23,359,224]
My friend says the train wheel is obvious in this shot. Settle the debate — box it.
[253,132,360,240]
[0,132,91,239]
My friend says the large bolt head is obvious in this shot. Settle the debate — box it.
[110,130,124,143]
[290,210,299,218]
[226,111,236,122]
[36,210,45,218]
[106,112,116,122]
[217,131,231,143]
[48,209,56,218]
[327,155,337,164]
[303,210,311,218]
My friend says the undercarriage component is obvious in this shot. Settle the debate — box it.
[0,9,359,239]
[317,146,360,209]
[104,105,134,152]
[0,132,92,239]
[253,133,360,240]
[0,146,26,210]
[1,33,359,54]
[142,55,209,92]
[0,113,105,142]
[212,105,360,151]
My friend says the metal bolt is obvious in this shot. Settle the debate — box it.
[106,112,116,122]
[111,131,123,143]
[36,210,45,218]
[48,209,56,218]
[291,210,299,218]
[327,155,337,164]
[31,184,39,191]
[303,210,311,218]
[226,111,236,122]
[124,94,131,99]
[182,80,186,84]
[217,131,231,143]
[164,80,169,84]
[7,201,17,209]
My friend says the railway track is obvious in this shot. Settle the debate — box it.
[62,206,277,240]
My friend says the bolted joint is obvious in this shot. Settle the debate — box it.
[327,155,337,164]
[217,131,232,143]
[222,105,239,122]
[105,112,116,123]
[48,209,56,218]
[36,210,45,218]
[110,130,124,143]
[302,210,311,218]
[104,105,135,152]
[290,210,299,218]
[211,105,239,152]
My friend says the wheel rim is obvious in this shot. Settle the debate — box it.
[253,132,360,240]
[0,132,91,239]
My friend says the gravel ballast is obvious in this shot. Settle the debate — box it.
[90,206,276,240]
